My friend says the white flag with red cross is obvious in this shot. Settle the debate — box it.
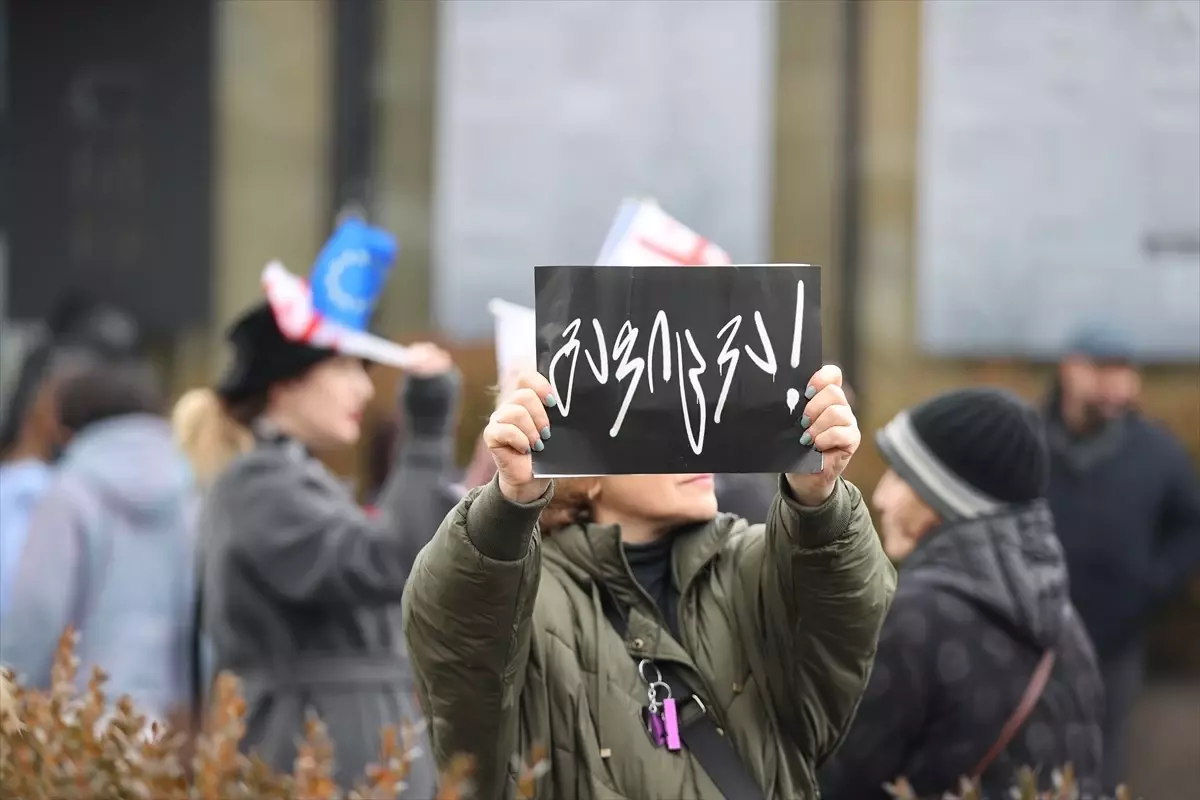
[595,198,732,267]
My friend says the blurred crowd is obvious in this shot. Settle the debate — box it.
[0,276,1197,799]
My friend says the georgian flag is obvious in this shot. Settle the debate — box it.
[595,198,732,267]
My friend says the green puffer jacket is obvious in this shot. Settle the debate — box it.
[403,476,896,799]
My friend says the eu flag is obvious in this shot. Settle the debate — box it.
[308,219,399,332]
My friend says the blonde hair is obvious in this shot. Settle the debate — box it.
[171,388,254,488]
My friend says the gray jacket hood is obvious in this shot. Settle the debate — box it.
[902,500,1070,649]
[62,414,194,524]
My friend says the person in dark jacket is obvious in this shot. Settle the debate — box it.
[189,220,452,796]
[1,358,195,725]
[820,388,1104,799]
[1045,326,1200,789]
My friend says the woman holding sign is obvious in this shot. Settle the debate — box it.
[403,365,896,799]
[185,219,452,795]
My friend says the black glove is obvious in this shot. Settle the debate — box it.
[399,369,462,438]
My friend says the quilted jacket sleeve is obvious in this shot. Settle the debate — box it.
[752,476,897,764]
[402,476,551,798]
[818,585,933,798]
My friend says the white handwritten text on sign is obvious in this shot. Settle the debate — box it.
[533,265,822,476]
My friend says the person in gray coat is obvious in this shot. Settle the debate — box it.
[187,298,456,797]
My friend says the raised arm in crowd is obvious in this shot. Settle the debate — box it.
[403,365,896,800]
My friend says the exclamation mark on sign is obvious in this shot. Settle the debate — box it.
[787,280,805,411]
[790,279,804,369]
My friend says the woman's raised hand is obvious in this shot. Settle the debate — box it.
[403,342,455,378]
[485,372,556,503]
[787,364,861,506]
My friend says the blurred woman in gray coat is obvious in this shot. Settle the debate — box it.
[181,294,456,797]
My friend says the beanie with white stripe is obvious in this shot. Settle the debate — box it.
[875,388,1049,521]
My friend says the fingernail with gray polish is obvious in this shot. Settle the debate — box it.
[544,393,558,408]
[532,439,545,452]
[800,432,813,446]
[540,426,552,440]
[800,415,811,429]
[804,385,817,400]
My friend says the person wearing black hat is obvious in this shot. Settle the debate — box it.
[184,220,453,795]
[1045,326,1200,790]
[819,388,1103,799]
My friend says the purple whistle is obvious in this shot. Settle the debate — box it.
[662,698,682,751]
[644,707,668,747]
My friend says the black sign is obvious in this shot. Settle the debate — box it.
[534,265,823,476]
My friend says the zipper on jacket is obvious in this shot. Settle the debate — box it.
[614,538,728,732]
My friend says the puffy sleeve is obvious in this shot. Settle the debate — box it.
[748,476,897,763]
[403,476,550,797]
[819,586,934,799]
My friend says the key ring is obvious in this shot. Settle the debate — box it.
[647,680,672,705]
[637,659,662,685]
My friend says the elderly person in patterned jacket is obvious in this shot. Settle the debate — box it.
[820,387,1103,798]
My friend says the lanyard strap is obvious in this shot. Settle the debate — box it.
[600,590,767,800]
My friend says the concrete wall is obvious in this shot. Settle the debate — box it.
[170,0,333,401]
[849,0,1200,493]
[214,0,332,336]
[373,0,437,337]
[192,0,1200,483]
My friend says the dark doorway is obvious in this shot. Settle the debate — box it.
[6,0,213,333]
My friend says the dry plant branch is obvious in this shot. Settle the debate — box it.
[0,627,551,800]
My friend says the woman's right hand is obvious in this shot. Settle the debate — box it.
[484,372,556,504]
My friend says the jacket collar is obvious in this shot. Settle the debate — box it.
[252,420,310,463]
[542,514,732,611]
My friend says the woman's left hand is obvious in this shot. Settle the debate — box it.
[786,364,860,506]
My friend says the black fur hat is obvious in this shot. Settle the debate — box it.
[215,302,337,404]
